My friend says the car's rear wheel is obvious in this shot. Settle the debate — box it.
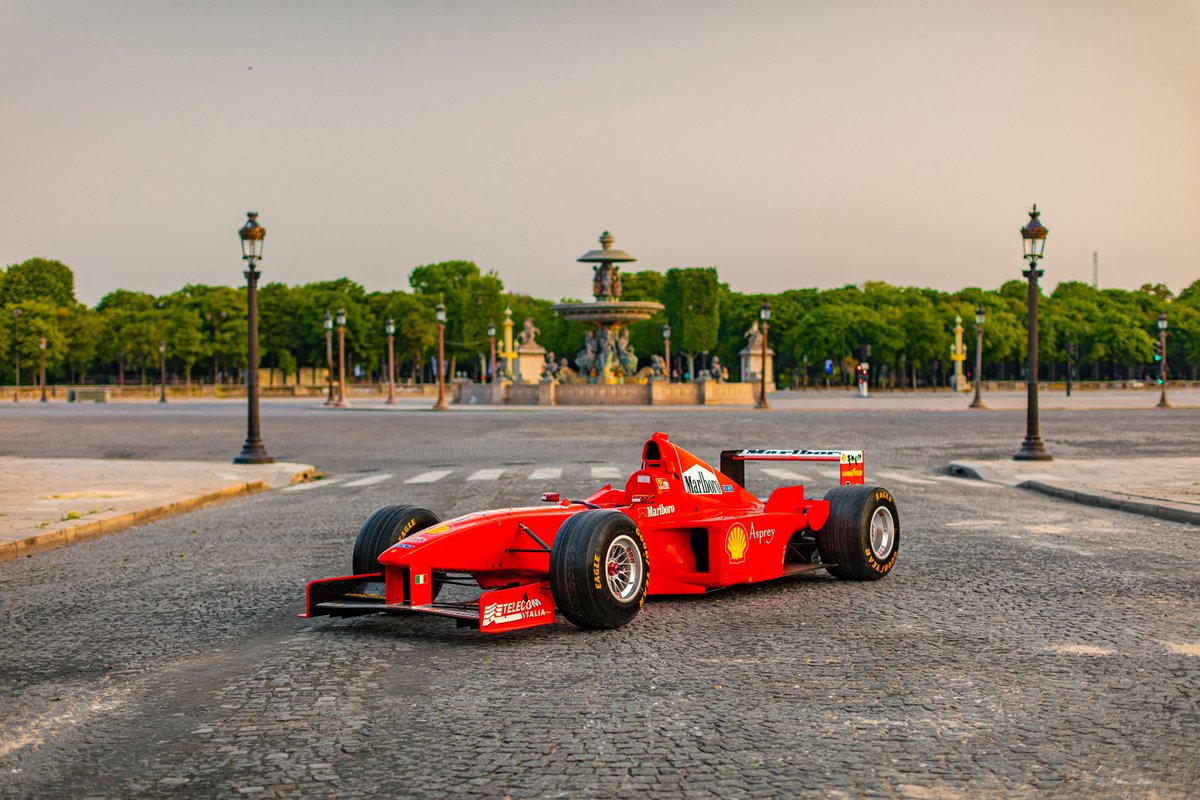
[818,485,899,580]
[550,510,648,630]
[352,503,442,574]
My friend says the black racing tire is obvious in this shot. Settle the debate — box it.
[550,509,649,630]
[817,485,899,581]
[352,504,442,575]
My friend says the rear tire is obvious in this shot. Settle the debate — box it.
[550,510,648,630]
[352,504,442,574]
[818,485,899,580]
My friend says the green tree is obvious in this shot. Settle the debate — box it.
[381,292,437,381]
[410,261,504,378]
[60,304,103,383]
[0,258,76,308]
[0,301,67,387]
[663,268,720,379]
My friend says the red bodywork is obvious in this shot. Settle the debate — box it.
[302,432,865,633]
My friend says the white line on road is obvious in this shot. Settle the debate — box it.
[929,474,1010,488]
[591,467,621,479]
[342,473,395,488]
[528,468,562,480]
[283,479,344,492]
[467,468,506,481]
[760,468,812,482]
[875,470,936,486]
[404,470,452,484]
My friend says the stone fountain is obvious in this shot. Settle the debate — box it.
[551,231,664,383]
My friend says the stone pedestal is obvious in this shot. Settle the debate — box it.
[515,342,546,384]
[740,346,776,392]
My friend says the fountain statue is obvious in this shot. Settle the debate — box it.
[551,232,664,383]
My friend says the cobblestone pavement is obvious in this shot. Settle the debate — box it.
[1,403,1198,798]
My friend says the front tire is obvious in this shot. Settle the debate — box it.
[818,485,899,580]
[352,504,442,574]
[550,510,649,630]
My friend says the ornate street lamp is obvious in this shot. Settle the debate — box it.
[323,311,335,406]
[433,302,449,411]
[385,317,397,404]
[158,341,167,403]
[233,211,273,464]
[663,323,672,382]
[12,308,21,402]
[969,304,986,409]
[334,308,351,408]
[1014,205,1051,461]
[756,300,772,410]
[486,322,497,384]
[38,335,48,403]
[1157,312,1170,409]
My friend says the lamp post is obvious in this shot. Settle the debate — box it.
[663,323,672,382]
[12,308,21,402]
[756,300,771,410]
[1014,204,1051,461]
[487,322,497,383]
[433,302,449,411]
[385,317,397,404]
[158,341,167,403]
[1156,312,1170,409]
[970,304,986,409]
[334,308,351,408]
[39,336,48,402]
[323,311,334,406]
[233,211,274,464]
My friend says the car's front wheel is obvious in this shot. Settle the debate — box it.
[352,504,442,574]
[550,510,648,630]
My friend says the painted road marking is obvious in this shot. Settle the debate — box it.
[760,468,812,482]
[528,468,563,480]
[930,474,1009,488]
[467,468,506,481]
[342,473,395,488]
[404,470,452,484]
[591,466,621,479]
[875,470,936,486]
[283,479,344,492]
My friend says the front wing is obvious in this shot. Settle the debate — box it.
[300,573,557,634]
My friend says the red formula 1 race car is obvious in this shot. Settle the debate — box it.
[302,432,899,634]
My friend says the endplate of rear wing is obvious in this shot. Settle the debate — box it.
[719,449,865,488]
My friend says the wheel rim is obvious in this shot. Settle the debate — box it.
[869,506,895,559]
[604,534,643,602]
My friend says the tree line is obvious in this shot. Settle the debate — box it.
[2,256,1198,388]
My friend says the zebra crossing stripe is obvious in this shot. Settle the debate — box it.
[467,468,506,481]
[404,470,452,484]
[283,479,344,492]
[761,467,811,482]
[342,473,395,488]
[875,470,935,486]
[528,468,562,480]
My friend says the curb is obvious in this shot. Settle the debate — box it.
[1021,481,1200,527]
[0,466,313,564]
[948,461,1200,527]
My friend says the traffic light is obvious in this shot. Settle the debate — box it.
[1154,340,1163,363]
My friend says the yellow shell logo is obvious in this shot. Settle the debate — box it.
[725,523,749,564]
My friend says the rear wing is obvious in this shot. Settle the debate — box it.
[719,449,865,489]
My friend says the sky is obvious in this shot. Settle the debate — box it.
[2,0,1197,306]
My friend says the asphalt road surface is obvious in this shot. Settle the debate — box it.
[2,402,1198,798]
